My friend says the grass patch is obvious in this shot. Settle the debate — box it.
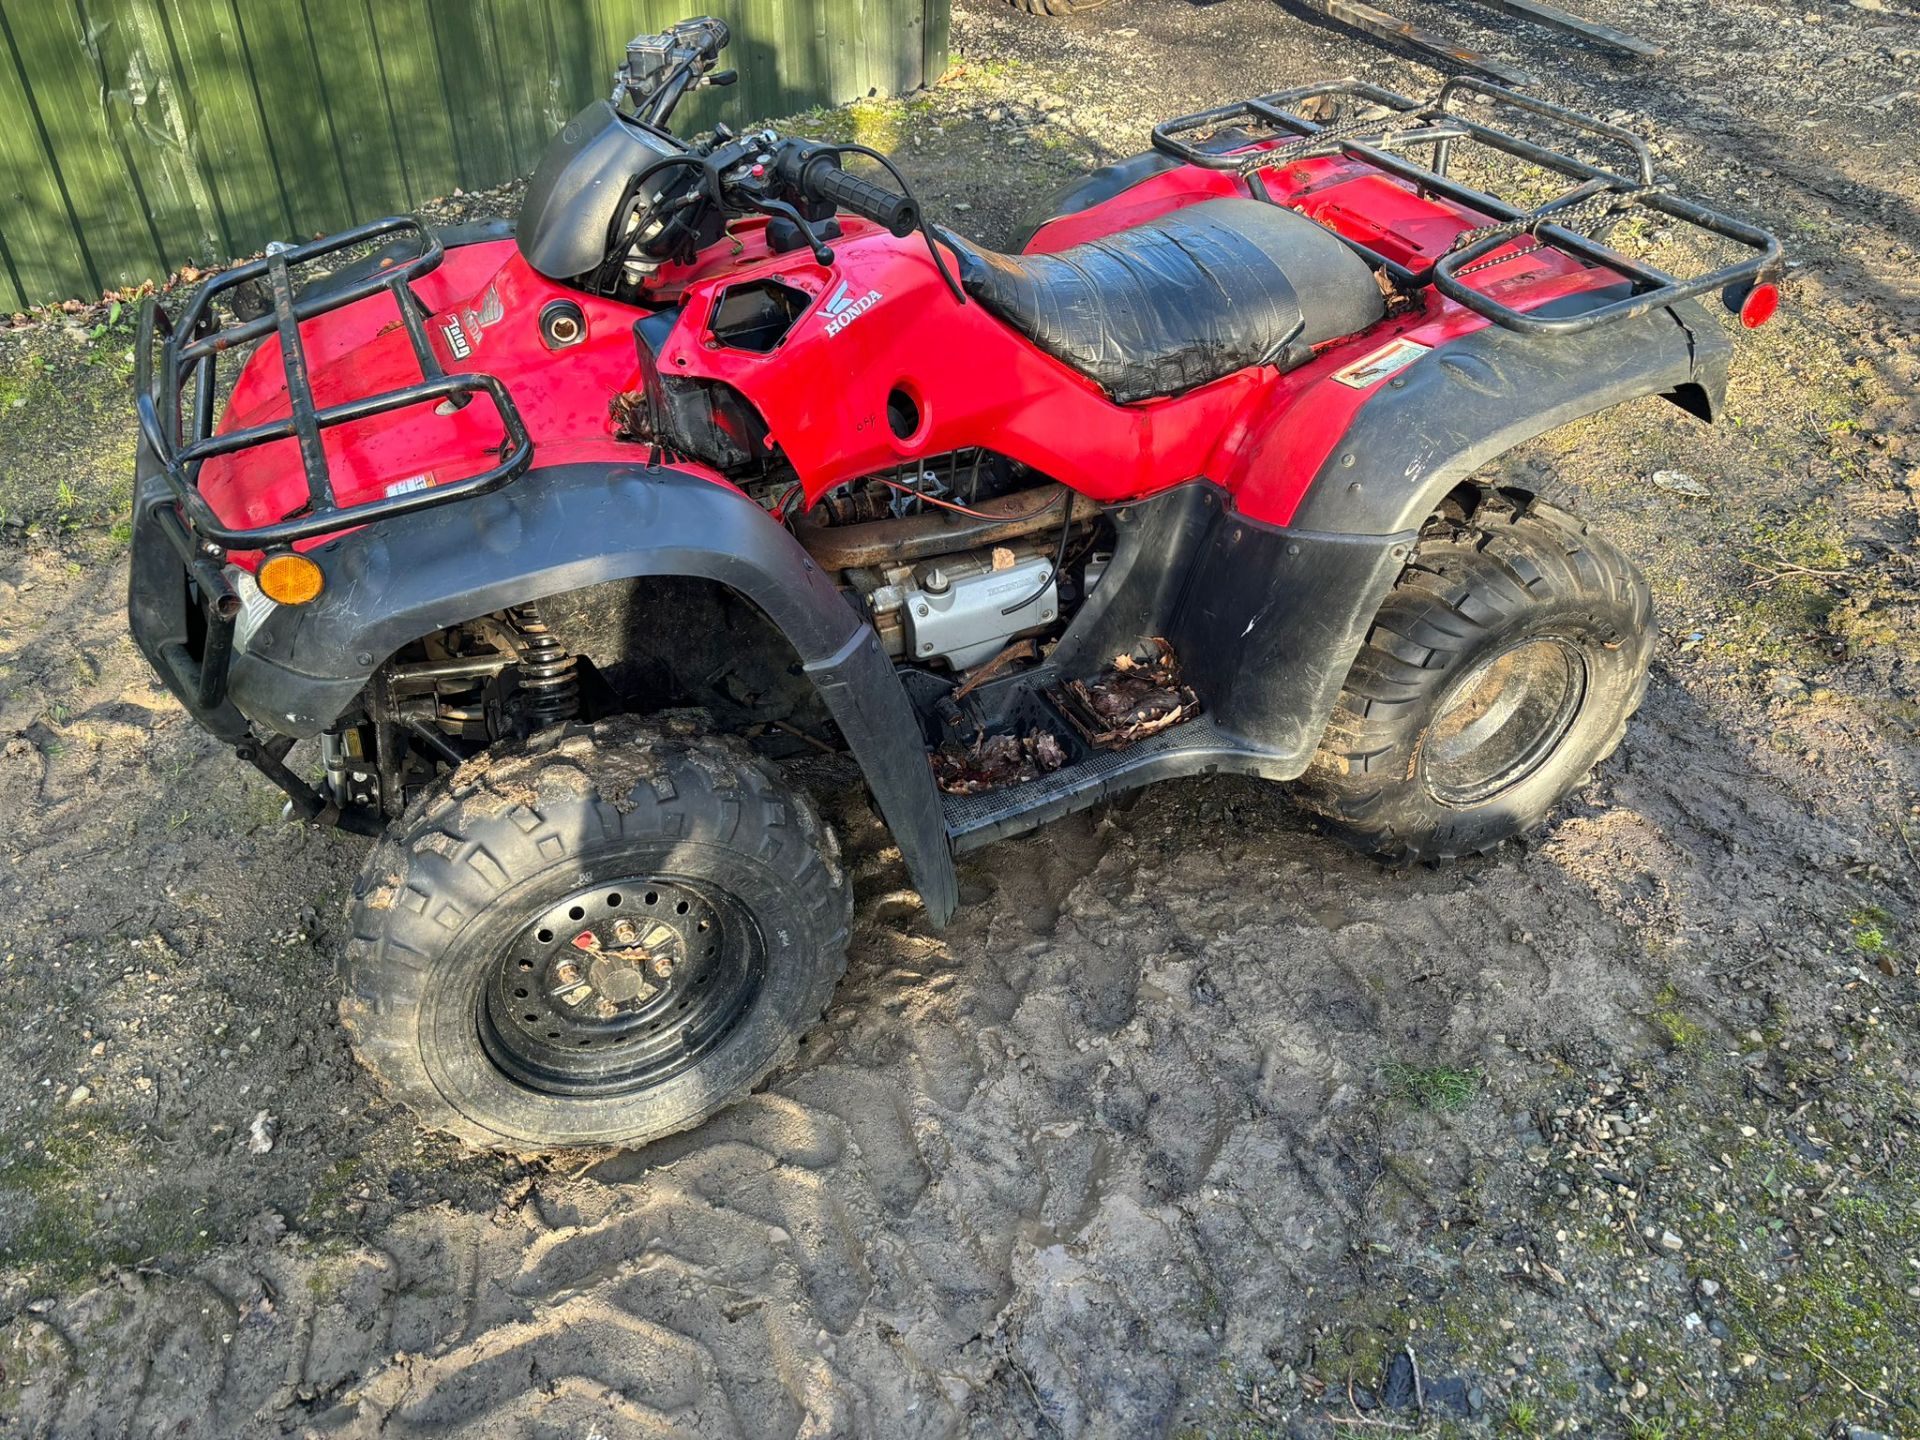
[1732,499,1917,667]
[783,91,937,150]
[0,322,139,541]
[1503,1398,1542,1436]
[305,1153,366,1219]
[0,1110,152,1286]
[1738,504,1853,641]
[1650,983,1707,1050]
[1382,1063,1480,1113]
[1847,905,1894,961]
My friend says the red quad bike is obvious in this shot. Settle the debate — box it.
[128,18,1781,1151]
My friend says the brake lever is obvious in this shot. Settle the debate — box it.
[744,193,834,265]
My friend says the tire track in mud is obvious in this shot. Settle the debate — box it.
[3,669,1887,1438]
[6,0,1909,1421]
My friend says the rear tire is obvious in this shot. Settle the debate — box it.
[1009,0,1110,15]
[1291,488,1652,861]
[341,717,850,1152]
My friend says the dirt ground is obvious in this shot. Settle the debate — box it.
[0,0,1916,1435]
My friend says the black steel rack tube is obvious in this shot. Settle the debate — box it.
[135,213,535,551]
[1151,79,1781,336]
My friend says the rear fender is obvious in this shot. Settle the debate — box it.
[228,463,958,922]
[1289,297,1732,535]
[1047,301,1730,770]
[1016,133,1258,251]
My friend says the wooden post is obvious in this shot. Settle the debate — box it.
[1306,0,1540,88]
[1468,0,1662,58]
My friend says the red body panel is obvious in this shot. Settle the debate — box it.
[203,244,649,546]
[200,143,1628,558]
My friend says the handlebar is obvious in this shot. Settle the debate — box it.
[617,16,734,128]
[765,142,920,239]
[589,28,965,305]
[797,157,920,237]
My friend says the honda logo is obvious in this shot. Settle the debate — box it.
[821,280,882,337]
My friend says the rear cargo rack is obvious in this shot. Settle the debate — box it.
[1152,78,1781,336]
[134,215,534,552]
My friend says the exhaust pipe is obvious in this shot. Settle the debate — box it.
[793,483,1101,570]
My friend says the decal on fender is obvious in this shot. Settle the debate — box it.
[460,284,504,347]
[436,285,503,363]
[821,279,882,338]
[1331,337,1429,389]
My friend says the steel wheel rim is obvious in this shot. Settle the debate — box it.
[1423,636,1589,807]
[478,875,764,1097]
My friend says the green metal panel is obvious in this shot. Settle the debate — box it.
[365,0,465,210]
[922,0,948,93]
[0,0,949,311]
[0,9,90,305]
[154,0,298,252]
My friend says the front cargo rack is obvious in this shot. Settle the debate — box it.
[1153,78,1781,336]
[134,215,534,553]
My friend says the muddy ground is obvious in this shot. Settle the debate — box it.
[0,0,1916,1434]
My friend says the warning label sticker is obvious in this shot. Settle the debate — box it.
[1331,337,1430,390]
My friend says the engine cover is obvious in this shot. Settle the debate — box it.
[869,545,1059,670]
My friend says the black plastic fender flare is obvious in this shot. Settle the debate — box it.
[228,463,959,922]
[1040,299,1731,778]
[1289,296,1732,535]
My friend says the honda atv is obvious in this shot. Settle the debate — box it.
[127,17,1781,1151]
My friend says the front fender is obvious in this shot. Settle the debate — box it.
[229,463,958,922]
[1289,298,1733,535]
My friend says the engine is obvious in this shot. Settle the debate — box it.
[855,541,1061,668]
[786,453,1106,673]
[334,451,1105,824]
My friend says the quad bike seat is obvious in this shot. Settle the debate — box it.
[942,198,1386,404]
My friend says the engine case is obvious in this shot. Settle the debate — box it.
[865,544,1058,669]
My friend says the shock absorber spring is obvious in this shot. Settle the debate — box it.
[509,603,580,727]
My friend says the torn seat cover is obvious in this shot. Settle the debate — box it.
[943,198,1385,403]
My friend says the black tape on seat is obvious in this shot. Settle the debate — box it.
[945,199,1384,404]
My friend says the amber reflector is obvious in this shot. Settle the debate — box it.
[258,551,324,605]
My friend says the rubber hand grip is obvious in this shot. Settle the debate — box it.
[803,160,919,237]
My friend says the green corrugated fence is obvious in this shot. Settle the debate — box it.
[0,0,950,311]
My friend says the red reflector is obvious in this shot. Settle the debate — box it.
[1739,282,1779,329]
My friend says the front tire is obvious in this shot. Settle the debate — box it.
[1292,488,1653,861]
[341,717,850,1152]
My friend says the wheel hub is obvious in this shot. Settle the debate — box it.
[547,914,686,1017]
[478,877,762,1097]
[1423,635,1589,808]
